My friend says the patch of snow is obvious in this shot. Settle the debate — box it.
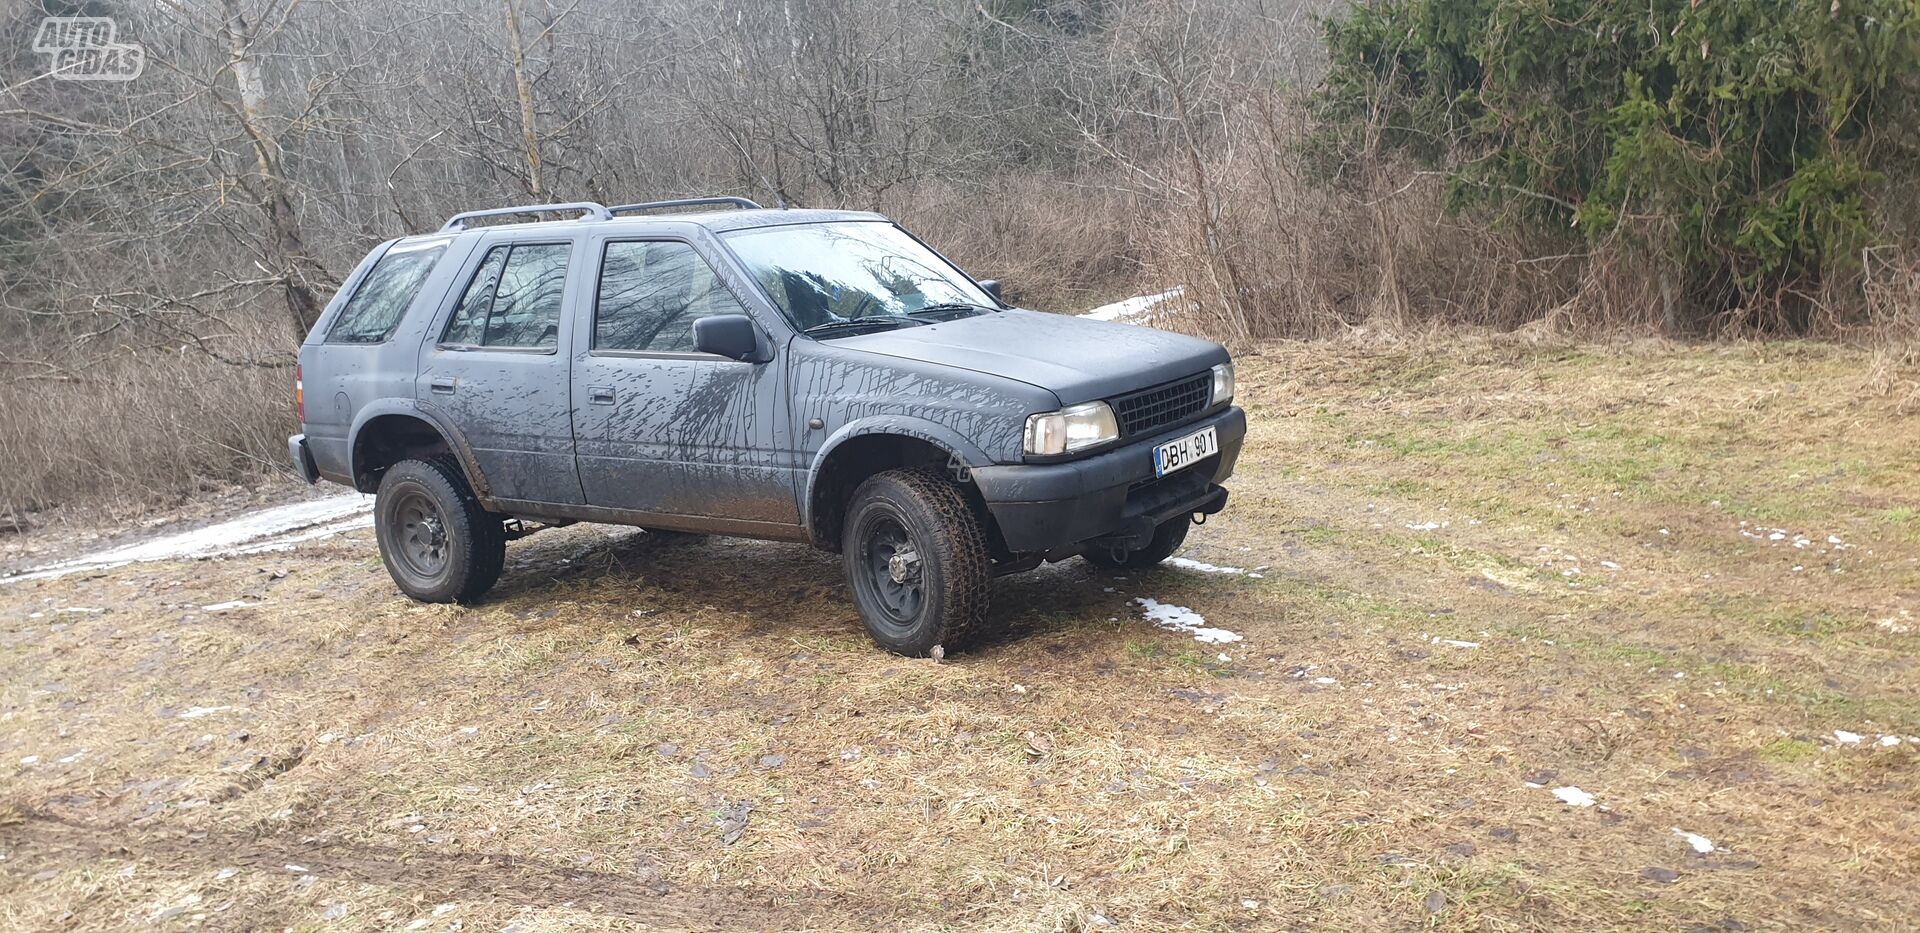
[4,494,373,584]
[202,600,259,612]
[1878,735,1901,747]
[56,749,86,764]
[18,755,39,765]
[178,706,232,719]
[284,864,309,873]
[1081,288,1183,323]
[1132,597,1243,645]
[226,515,374,555]
[1877,611,1911,634]
[1738,522,1853,553]
[1312,676,1337,685]
[1833,730,1863,744]
[1551,786,1596,807]
[54,606,103,614]
[1405,521,1447,531]
[1165,556,1253,576]
[1672,828,1714,853]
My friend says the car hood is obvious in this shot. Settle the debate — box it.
[833,309,1228,406]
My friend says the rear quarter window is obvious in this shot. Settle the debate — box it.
[325,240,449,344]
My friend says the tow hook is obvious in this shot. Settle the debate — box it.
[1192,512,1207,525]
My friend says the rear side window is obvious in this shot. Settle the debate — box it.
[441,242,570,350]
[325,240,448,344]
[595,240,749,353]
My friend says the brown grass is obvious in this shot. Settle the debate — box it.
[876,170,1143,313]
[2,340,1917,930]
[0,323,296,525]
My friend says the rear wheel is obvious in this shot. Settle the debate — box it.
[842,469,991,656]
[374,457,505,603]
[1083,517,1190,570]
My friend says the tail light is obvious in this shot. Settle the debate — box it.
[295,364,305,422]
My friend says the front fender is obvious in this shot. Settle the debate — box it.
[801,415,997,531]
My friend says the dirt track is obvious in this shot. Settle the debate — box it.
[2,340,1917,930]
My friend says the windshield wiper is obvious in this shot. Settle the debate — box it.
[908,301,999,319]
[802,317,927,338]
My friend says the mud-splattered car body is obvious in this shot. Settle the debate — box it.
[288,199,1243,647]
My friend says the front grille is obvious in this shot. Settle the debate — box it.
[1110,372,1210,437]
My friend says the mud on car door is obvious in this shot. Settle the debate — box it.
[416,236,586,505]
[569,237,799,526]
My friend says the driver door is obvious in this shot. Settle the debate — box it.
[569,237,798,526]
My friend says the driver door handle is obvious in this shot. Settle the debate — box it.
[588,385,615,405]
[429,377,456,395]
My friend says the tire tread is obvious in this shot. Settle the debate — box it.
[375,456,505,604]
[844,467,992,655]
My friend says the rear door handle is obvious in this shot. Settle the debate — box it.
[429,377,456,395]
[588,385,615,405]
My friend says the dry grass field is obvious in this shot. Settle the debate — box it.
[2,339,1916,931]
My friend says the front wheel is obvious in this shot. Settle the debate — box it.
[1082,517,1190,569]
[842,469,991,656]
[374,457,506,604]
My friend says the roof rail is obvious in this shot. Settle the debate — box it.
[439,202,611,232]
[607,196,763,216]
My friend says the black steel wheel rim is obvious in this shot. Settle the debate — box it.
[390,489,450,579]
[856,510,924,631]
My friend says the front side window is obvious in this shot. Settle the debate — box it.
[325,239,448,344]
[595,240,750,353]
[721,222,995,335]
[441,242,570,349]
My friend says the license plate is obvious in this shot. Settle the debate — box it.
[1153,425,1219,478]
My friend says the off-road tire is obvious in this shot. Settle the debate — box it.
[1083,517,1190,570]
[374,457,506,604]
[842,468,992,656]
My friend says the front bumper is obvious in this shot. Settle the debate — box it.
[970,406,1245,554]
[288,434,319,485]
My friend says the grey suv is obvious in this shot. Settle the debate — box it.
[289,198,1245,655]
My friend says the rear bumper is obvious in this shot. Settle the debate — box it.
[971,406,1244,554]
[287,434,320,485]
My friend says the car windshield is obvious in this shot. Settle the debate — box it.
[721,221,996,335]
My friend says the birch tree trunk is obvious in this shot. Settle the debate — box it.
[221,0,326,333]
[502,0,543,199]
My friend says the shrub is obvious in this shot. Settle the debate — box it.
[1315,0,1920,332]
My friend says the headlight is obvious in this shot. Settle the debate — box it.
[1024,400,1119,456]
[1211,361,1235,405]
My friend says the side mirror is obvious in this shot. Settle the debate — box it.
[693,314,766,362]
[978,279,1004,304]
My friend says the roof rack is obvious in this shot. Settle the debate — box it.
[439,202,611,232]
[608,196,763,215]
